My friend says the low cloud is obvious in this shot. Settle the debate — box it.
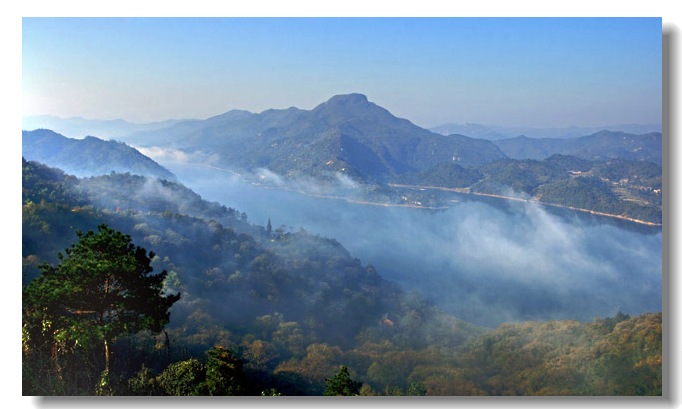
[255,168,285,187]
[334,172,359,190]
[136,146,220,165]
[157,160,662,328]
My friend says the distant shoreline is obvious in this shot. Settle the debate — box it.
[388,183,663,227]
[250,179,663,227]
[253,183,450,211]
[165,160,662,227]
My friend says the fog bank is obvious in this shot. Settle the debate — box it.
[154,158,662,328]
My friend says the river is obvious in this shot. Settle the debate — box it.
[161,160,663,328]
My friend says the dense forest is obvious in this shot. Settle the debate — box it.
[21,158,662,396]
[391,154,662,224]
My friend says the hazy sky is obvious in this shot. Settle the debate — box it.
[22,17,662,128]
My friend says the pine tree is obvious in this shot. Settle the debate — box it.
[23,224,181,394]
[324,366,361,396]
[203,346,244,395]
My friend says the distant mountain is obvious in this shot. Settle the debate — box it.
[429,123,510,140]
[22,129,177,180]
[22,115,190,140]
[116,93,660,223]
[126,93,507,183]
[491,136,569,160]
[430,123,662,140]
[494,131,662,165]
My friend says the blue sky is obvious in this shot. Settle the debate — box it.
[22,17,662,128]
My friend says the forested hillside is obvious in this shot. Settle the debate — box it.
[21,158,662,396]
[391,154,662,224]
[22,129,177,180]
[494,131,662,164]
[123,93,507,182]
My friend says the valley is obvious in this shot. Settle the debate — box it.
[159,158,662,327]
[21,94,664,397]
[20,16,666,398]
[21,156,663,396]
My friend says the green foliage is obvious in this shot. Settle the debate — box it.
[274,343,344,395]
[156,358,206,396]
[25,224,181,339]
[537,176,619,211]
[397,162,483,188]
[22,158,99,283]
[474,158,568,195]
[466,155,662,224]
[324,366,362,396]
[600,311,631,332]
[203,346,244,396]
[127,365,158,396]
[592,159,662,188]
[131,346,249,396]
[592,313,662,395]
[407,381,427,396]
[385,152,661,224]
[536,176,661,223]
[453,313,662,396]
[21,159,662,396]
[22,224,180,394]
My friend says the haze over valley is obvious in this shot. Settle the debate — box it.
[21,17,664,397]
[22,92,663,329]
[21,94,664,397]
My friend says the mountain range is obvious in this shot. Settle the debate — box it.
[21,94,664,395]
[429,122,662,140]
[23,113,662,144]
[495,131,662,165]
[22,115,188,140]
[22,93,662,177]
[122,93,508,183]
[21,93,662,224]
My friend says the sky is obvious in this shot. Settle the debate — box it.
[22,16,663,129]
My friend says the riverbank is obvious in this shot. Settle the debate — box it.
[388,183,663,227]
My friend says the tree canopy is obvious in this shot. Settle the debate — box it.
[324,366,362,396]
[23,224,180,394]
[22,161,662,396]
